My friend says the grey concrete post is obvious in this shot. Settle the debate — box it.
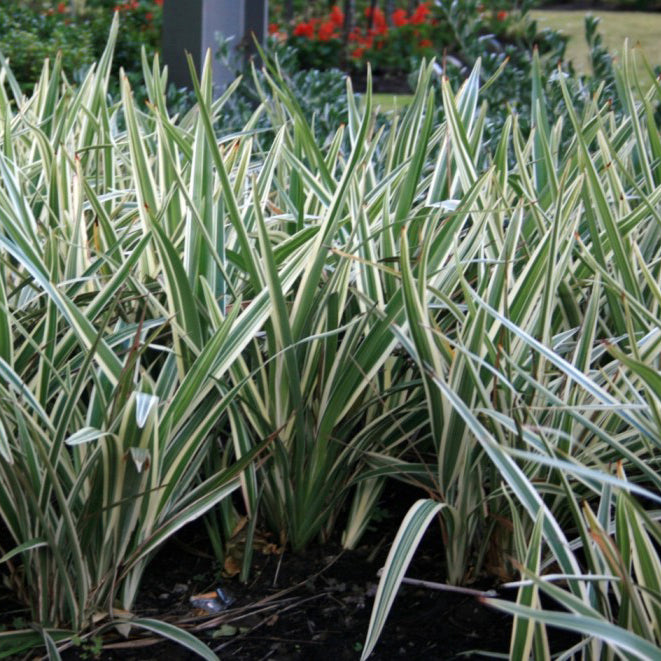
[162,0,268,92]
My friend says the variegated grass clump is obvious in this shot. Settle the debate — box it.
[0,12,660,660]
[0,17,281,656]
[362,46,661,661]
[0,14,452,655]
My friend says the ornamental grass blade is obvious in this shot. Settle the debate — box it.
[485,599,661,661]
[0,270,11,364]
[361,499,444,660]
[399,225,444,450]
[126,618,218,661]
[290,68,373,339]
[185,51,262,291]
[0,630,72,660]
[618,488,661,639]
[509,512,549,661]
[0,539,47,564]
[148,215,204,361]
[42,629,62,661]
[64,428,112,446]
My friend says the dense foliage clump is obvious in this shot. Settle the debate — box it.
[1,5,661,661]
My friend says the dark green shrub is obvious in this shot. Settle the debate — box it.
[85,1,161,86]
[0,4,95,87]
[0,1,162,90]
[217,45,349,145]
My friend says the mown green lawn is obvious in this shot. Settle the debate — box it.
[373,92,415,112]
[531,9,661,73]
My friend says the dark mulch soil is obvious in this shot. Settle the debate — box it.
[1,487,578,660]
[55,528,513,660]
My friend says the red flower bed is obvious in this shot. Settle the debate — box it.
[274,3,440,76]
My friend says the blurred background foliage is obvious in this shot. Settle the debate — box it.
[0,0,641,142]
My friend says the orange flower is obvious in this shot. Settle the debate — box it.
[317,20,338,41]
[293,21,314,38]
[371,7,387,33]
[351,47,365,59]
[392,9,408,27]
[496,9,507,20]
[268,22,279,35]
[352,33,374,50]
[419,39,433,48]
[57,1,67,12]
[329,5,344,28]
[410,3,431,25]
[154,0,163,5]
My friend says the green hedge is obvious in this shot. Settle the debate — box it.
[1,1,161,90]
